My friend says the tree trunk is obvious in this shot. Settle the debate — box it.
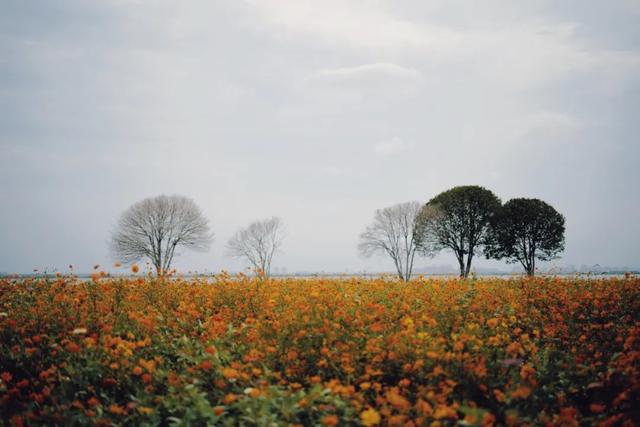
[529,254,536,276]
[465,253,473,278]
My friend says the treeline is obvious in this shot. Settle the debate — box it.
[359,185,565,280]
[110,195,284,277]
[109,187,564,280]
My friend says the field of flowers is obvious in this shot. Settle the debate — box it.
[0,273,638,426]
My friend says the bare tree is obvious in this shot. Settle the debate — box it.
[227,217,285,278]
[358,201,426,282]
[110,195,213,275]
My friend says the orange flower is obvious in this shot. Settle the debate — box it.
[2,274,639,425]
[322,415,339,426]
[360,408,381,426]
[131,264,140,273]
[486,318,500,328]
[416,399,433,415]
[482,412,496,427]
[222,367,238,380]
[65,342,81,353]
[519,364,536,382]
[109,404,126,415]
[387,389,410,410]
[506,341,524,356]
[511,386,532,399]
[434,405,457,420]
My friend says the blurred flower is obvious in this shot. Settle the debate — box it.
[360,408,381,426]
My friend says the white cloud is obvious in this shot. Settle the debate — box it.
[373,137,414,157]
[314,63,421,86]
[508,111,582,143]
[246,0,460,50]
[308,63,423,98]
[276,63,422,120]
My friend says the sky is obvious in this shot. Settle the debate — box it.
[1,1,639,274]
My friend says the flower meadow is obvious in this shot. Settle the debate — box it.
[0,274,638,426]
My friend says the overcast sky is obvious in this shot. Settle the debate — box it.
[1,1,639,274]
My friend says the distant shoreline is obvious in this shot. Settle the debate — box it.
[1,271,637,280]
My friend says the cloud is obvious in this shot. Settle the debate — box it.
[1,1,640,273]
[373,137,414,157]
[246,0,460,50]
[505,111,583,144]
[307,63,423,99]
[324,166,353,177]
[275,63,422,120]
[314,63,421,86]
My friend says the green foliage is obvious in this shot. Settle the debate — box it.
[417,185,501,277]
[486,198,565,275]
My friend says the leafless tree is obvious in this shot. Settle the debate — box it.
[358,201,427,282]
[110,195,213,275]
[227,217,285,277]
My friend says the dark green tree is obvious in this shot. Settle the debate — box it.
[416,186,501,278]
[486,198,565,276]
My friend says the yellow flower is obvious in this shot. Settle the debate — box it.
[361,408,381,426]
[401,316,414,329]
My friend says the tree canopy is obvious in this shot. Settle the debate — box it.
[110,195,213,275]
[227,217,285,278]
[417,185,501,277]
[358,201,426,282]
[486,198,565,276]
